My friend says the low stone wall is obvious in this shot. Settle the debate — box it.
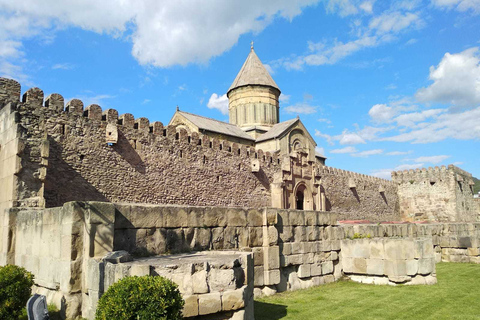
[83,251,253,320]
[341,238,436,285]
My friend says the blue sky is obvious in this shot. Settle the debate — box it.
[1,0,479,179]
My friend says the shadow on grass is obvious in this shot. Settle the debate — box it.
[255,300,288,320]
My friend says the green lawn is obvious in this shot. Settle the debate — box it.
[255,263,480,320]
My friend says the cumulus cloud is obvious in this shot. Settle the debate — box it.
[339,130,366,145]
[381,106,480,143]
[207,93,229,115]
[416,47,480,109]
[371,169,393,179]
[0,0,317,69]
[386,150,412,156]
[284,102,318,114]
[414,155,450,164]
[432,0,480,13]
[351,148,383,157]
[330,146,357,153]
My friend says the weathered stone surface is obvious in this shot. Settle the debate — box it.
[183,295,199,317]
[198,292,222,315]
[222,287,246,311]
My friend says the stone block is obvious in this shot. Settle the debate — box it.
[198,292,221,315]
[294,226,306,242]
[322,261,334,275]
[406,260,418,276]
[311,263,322,276]
[324,274,335,284]
[305,211,317,225]
[408,275,426,285]
[369,239,385,259]
[286,254,303,266]
[298,264,311,278]
[366,259,385,276]
[208,268,235,292]
[418,258,435,275]
[183,295,199,317]
[264,269,281,285]
[129,265,150,277]
[254,266,264,286]
[306,226,318,241]
[281,242,292,255]
[385,260,407,278]
[467,247,480,256]
[385,239,405,260]
[263,246,280,270]
[263,209,278,226]
[192,270,209,294]
[252,247,264,266]
[263,226,278,246]
[222,287,245,311]
[227,209,247,227]
[204,208,227,227]
[248,227,263,247]
[331,240,341,251]
[289,211,305,226]
[279,226,294,242]
[247,209,263,227]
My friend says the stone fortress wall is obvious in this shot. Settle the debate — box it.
[0,77,400,218]
[318,166,398,222]
[4,201,480,319]
[392,165,478,222]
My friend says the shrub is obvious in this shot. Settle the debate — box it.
[0,264,35,319]
[95,275,184,320]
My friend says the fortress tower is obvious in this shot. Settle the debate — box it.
[227,43,280,139]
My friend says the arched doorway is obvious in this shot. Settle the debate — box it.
[295,184,307,210]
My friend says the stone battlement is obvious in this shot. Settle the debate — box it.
[392,164,474,185]
[320,165,394,185]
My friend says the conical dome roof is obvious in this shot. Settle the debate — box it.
[227,48,280,95]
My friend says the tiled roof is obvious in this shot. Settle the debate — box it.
[177,111,254,141]
[256,118,298,142]
[228,49,280,94]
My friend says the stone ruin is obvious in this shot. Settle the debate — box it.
[0,73,479,319]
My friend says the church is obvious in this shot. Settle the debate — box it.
[169,44,326,166]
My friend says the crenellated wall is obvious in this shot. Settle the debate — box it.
[318,166,400,222]
[392,165,478,222]
[0,78,281,210]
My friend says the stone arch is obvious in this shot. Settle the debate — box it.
[294,182,313,210]
[289,129,305,154]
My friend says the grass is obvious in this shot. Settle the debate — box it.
[255,263,480,320]
[19,303,63,320]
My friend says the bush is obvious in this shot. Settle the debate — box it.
[0,264,35,319]
[95,275,184,320]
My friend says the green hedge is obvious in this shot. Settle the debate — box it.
[0,265,35,320]
[95,275,184,320]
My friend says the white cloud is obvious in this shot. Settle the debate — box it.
[279,94,291,103]
[351,148,383,157]
[381,106,480,143]
[315,129,335,145]
[52,63,74,70]
[394,108,445,127]
[416,47,480,108]
[371,169,393,179]
[386,150,412,155]
[0,0,318,69]
[359,1,375,14]
[339,130,366,145]
[330,146,357,153]
[318,118,332,124]
[284,102,318,114]
[369,103,398,123]
[432,0,480,14]
[394,163,424,171]
[207,93,229,115]
[368,11,423,35]
[414,155,450,164]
